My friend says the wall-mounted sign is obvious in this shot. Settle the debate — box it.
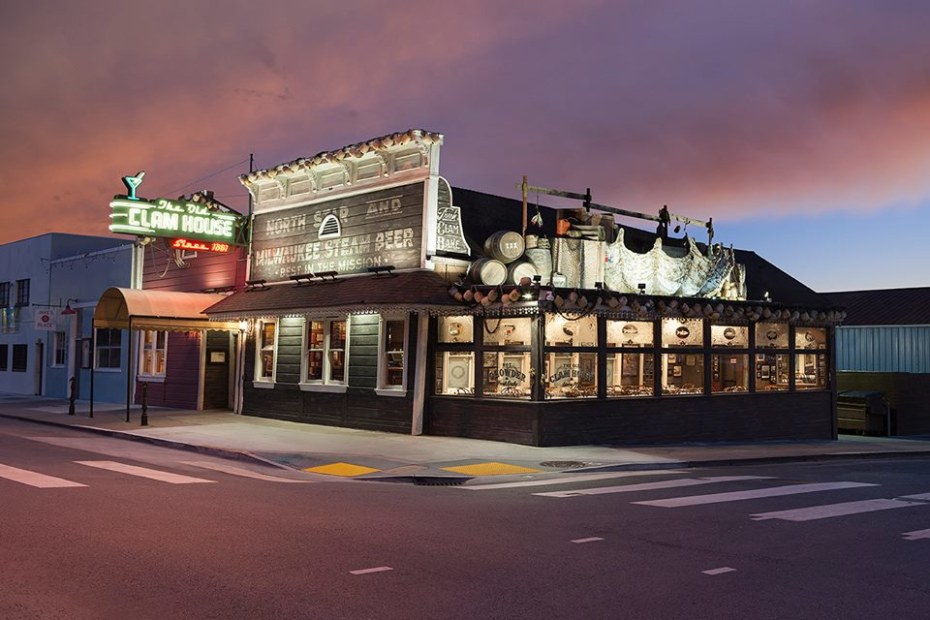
[171,238,233,254]
[250,182,425,282]
[110,197,240,243]
[35,308,57,331]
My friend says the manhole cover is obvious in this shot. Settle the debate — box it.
[539,461,588,469]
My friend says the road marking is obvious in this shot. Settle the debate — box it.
[442,462,542,476]
[0,463,86,488]
[533,476,772,498]
[634,481,876,508]
[462,470,686,490]
[182,461,317,483]
[304,462,381,477]
[751,498,924,522]
[75,461,216,484]
[350,566,393,575]
[902,529,930,541]
[901,492,930,501]
[571,537,604,544]
[703,567,736,576]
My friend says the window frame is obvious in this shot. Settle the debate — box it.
[95,328,122,371]
[299,317,348,392]
[52,331,67,368]
[138,329,168,380]
[254,319,278,387]
[376,315,408,396]
[11,343,28,372]
[14,279,30,307]
[0,343,7,371]
[0,282,9,307]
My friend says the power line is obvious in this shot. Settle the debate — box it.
[166,158,250,196]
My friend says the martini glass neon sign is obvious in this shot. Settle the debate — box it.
[122,171,145,200]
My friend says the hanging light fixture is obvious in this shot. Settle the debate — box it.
[61,299,77,315]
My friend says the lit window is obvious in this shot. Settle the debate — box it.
[380,318,406,390]
[256,320,277,382]
[138,330,167,378]
[755,322,789,392]
[304,319,347,385]
[436,351,475,395]
[796,353,828,390]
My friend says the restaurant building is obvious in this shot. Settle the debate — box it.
[204,129,844,446]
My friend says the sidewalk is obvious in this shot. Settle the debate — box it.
[3,394,930,482]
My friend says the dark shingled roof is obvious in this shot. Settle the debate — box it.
[204,270,457,318]
[826,287,930,326]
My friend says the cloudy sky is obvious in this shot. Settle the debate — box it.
[2,0,928,292]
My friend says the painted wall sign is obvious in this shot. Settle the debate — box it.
[250,182,425,282]
[435,178,470,256]
[109,197,241,243]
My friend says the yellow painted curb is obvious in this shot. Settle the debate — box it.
[303,462,382,477]
[442,462,542,476]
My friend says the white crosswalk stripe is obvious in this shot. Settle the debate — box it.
[463,470,687,491]
[0,463,86,488]
[533,475,772,498]
[182,460,317,483]
[751,498,926,522]
[633,481,876,508]
[75,460,216,484]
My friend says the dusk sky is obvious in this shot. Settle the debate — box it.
[2,0,928,293]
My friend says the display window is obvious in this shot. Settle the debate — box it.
[710,324,748,347]
[379,318,406,390]
[755,352,789,391]
[545,351,598,399]
[256,320,277,382]
[606,351,654,397]
[795,353,828,390]
[795,327,827,350]
[303,319,347,385]
[483,317,532,346]
[436,351,475,395]
[438,315,474,343]
[482,351,532,399]
[712,354,749,393]
[661,318,704,348]
[545,314,597,347]
[606,320,653,347]
[661,353,704,395]
[755,322,789,349]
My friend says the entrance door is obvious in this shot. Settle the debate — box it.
[203,330,230,409]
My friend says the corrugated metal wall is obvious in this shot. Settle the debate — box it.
[836,326,930,373]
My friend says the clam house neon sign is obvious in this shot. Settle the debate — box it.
[108,172,243,244]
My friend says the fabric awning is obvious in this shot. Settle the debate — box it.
[93,287,240,331]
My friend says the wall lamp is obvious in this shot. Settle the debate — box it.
[61,299,78,315]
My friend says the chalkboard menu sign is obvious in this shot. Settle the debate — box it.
[251,182,425,282]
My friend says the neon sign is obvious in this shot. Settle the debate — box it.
[109,196,241,243]
[171,239,232,254]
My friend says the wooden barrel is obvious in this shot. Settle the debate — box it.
[483,230,525,264]
[468,257,507,286]
[507,260,538,285]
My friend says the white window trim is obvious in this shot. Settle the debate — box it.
[376,314,408,395]
[138,329,168,379]
[254,319,278,385]
[51,331,67,368]
[299,317,349,389]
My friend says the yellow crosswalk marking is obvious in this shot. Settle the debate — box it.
[442,462,541,476]
[303,462,381,477]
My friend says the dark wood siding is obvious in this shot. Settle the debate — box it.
[136,331,201,410]
[348,315,379,389]
[428,392,834,447]
[202,330,230,409]
[142,238,246,293]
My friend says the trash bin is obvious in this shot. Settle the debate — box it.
[837,390,889,436]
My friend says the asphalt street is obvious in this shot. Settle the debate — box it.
[2,416,929,619]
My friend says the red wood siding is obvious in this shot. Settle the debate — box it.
[135,331,201,409]
[142,239,246,293]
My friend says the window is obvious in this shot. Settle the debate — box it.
[11,344,27,372]
[139,330,167,378]
[544,314,598,399]
[435,316,475,396]
[711,325,749,394]
[661,318,705,395]
[0,344,7,370]
[303,319,346,385]
[256,320,277,382]
[482,317,533,399]
[95,329,122,369]
[379,318,406,390]
[15,279,30,307]
[755,323,789,392]
[0,282,9,307]
[606,320,655,397]
[53,332,67,367]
